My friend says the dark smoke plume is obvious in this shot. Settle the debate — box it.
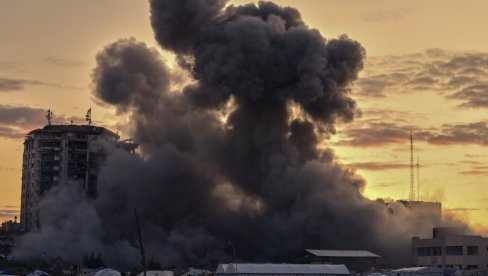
[13,0,456,269]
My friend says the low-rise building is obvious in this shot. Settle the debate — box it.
[215,263,350,276]
[297,249,380,273]
[1,219,20,233]
[412,227,488,270]
[0,219,20,255]
[391,267,443,276]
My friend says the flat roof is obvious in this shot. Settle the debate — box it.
[217,263,350,275]
[27,124,118,138]
[392,267,443,273]
[305,249,380,258]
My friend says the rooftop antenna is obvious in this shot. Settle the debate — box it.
[85,108,92,125]
[409,130,415,201]
[46,109,53,126]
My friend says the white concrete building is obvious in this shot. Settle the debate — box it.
[215,263,350,276]
[298,249,380,273]
[136,271,174,276]
[20,124,137,231]
[412,227,488,270]
[391,267,443,276]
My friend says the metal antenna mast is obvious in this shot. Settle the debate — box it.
[85,108,92,125]
[46,109,53,126]
[417,155,420,201]
[409,131,415,201]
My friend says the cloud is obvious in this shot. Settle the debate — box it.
[440,53,488,71]
[337,123,410,147]
[0,105,47,128]
[0,77,82,92]
[0,209,20,218]
[427,122,488,145]
[409,76,438,86]
[0,78,45,92]
[344,162,409,171]
[0,214,18,219]
[458,170,488,175]
[360,109,424,124]
[0,126,26,139]
[355,73,408,97]
[366,182,398,189]
[445,208,480,212]
[471,165,488,170]
[0,105,84,139]
[359,9,411,23]
[0,61,18,71]
[336,120,434,147]
[460,160,484,165]
[337,117,488,148]
[355,50,488,108]
[0,105,46,138]
[0,209,19,214]
[465,153,488,158]
[456,161,488,175]
[42,56,85,67]
[449,84,488,108]
[445,76,478,88]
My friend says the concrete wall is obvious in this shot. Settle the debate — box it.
[412,233,488,270]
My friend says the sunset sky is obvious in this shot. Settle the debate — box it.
[1,0,488,229]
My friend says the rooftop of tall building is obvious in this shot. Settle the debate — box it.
[26,124,119,139]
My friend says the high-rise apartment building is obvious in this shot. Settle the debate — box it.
[20,124,137,232]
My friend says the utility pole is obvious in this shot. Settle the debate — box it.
[135,208,147,276]
[229,241,238,274]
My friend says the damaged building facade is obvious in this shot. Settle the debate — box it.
[20,124,137,232]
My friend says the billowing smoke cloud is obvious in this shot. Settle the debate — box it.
[13,0,459,270]
[150,0,226,54]
[92,38,170,114]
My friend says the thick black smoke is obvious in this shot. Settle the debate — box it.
[150,0,226,54]
[92,38,170,114]
[14,0,453,269]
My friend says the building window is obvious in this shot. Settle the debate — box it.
[432,247,442,256]
[418,247,441,256]
[467,246,478,256]
[446,246,463,256]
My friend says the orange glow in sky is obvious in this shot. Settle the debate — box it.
[1,0,488,229]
